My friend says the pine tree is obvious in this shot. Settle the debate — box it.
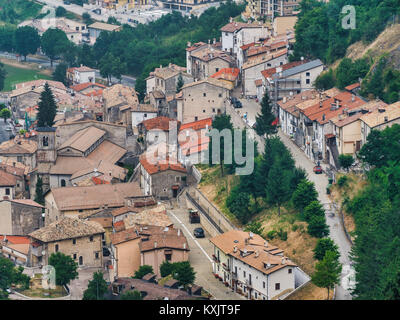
[312,250,342,299]
[34,176,44,205]
[37,83,57,127]
[83,271,108,300]
[255,91,277,137]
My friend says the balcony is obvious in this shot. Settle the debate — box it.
[222,263,230,271]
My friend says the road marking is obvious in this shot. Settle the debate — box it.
[168,210,213,263]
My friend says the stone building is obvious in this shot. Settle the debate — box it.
[178,78,232,124]
[29,216,105,268]
[0,199,44,236]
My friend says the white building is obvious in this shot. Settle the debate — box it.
[210,230,309,300]
[131,104,158,130]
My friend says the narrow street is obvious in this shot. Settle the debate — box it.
[234,97,353,300]
[166,196,245,300]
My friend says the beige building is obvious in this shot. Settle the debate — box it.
[29,217,105,268]
[44,182,143,224]
[111,225,189,279]
[0,138,37,170]
[178,78,232,124]
[360,101,400,145]
[210,230,307,300]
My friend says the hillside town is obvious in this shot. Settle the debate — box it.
[0,0,399,304]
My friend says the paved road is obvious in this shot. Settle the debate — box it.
[234,97,354,300]
[166,196,244,300]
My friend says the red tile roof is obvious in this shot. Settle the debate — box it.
[211,68,240,82]
[261,60,309,79]
[345,83,360,91]
[220,22,262,33]
[141,116,179,132]
[179,118,212,131]
[0,235,30,244]
[140,156,187,175]
[71,82,106,92]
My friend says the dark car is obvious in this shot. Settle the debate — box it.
[194,227,205,238]
[231,97,242,108]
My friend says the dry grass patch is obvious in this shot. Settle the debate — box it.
[286,282,334,300]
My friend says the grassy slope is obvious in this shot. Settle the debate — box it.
[2,62,51,92]
[0,0,43,25]
[197,166,333,300]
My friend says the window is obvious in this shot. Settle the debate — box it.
[55,244,59,252]
[61,179,66,187]
[243,271,246,277]
[263,281,265,289]
[165,253,172,261]
[5,188,10,195]
[17,156,22,162]
[73,254,77,260]
[144,114,147,118]
[203,93,206,97]
[306,72,310,76]
[194,116,198,121]
[89,236,94,242]
[72,239,76,245]
[218,93,222,97]
[255,292,257,299]
[203,110,206,113]
[43,136,49,147]
[275,283,280,290]
[216,68,219,72]
[212,108,216,113]
[95,252,99,259]
[306,79,310,84]
[288,269,292,274]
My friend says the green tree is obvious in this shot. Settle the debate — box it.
[99,52,127,85]
[315,69,335,91]
[339,154,354,172]
[120,290,143,300]
[0,257,14,300]
[134,265,153,279]
[83,271,108,300]
[82,13,93,25]
[41,28,70,67]
[307,215,329,238]
[48,252,78,286]
[0,108,11,122]
[52,62,68,85]
[0,62,6,91]
[244,220,264,236]
[160,261,174,277]
[37,82,57,127]
[14,26,40,61]
[208,114,233,176]
[382,269,400,300]
[226,184,251,223]
[313,238,339,261]
[292,179,318,212]
[255,91,277,137]
[34,176,44,205]
[56,6,67,17]
[312,250,342,299]
[176,74,184,93]
[172,261,195,287]
[303,201,325,222]
[265,159,292,216]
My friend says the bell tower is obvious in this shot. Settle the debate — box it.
[36,127,57,164]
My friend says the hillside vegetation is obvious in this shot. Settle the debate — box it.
[0,0,43,25]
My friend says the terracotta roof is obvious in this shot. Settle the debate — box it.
[111,228,140,245]
[153,64,187,80]
[111,206,139,217]
[141,116,178,132]
[220,22,263,32]
[360,101,400,128]
[103,84,139,110]
[179,118,212,131]
[182,77,233,91]
[49,182,143,211]
[211,68,239,82]
[9,199,44,208]
[86,140,127,164]
[261,60,308,79]
[345,83,360,91]
[186,42,207,52]
[140,155,187,175]
[70,82,106,92]
[0,138,37,155]
[0,235,30,244]
[58,126,106,153]
[30,217,105,243]
[210,230,296,276]
[179,129,209,156]
[139,226,189,252]
[0,169,17,187]
[190,47,233,64]
[242,48,288,70]
[14,79,66,91]
[74,66,95,73]
[113,220,125,232]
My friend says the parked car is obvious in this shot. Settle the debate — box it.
[63,0,71,4]
[194,227,205,238]
[231,97,243,108]
[313,163,323,174]
[5,126,12,132]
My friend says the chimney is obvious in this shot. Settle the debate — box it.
[319,101,323,108]
[264,241,268,247]
[255,250,259,257]
[233,246,237,253]
[213,38,216,45]
[177,229,181,236]
[249,232,253,239]
[183,243,186,250]
[281,258,286,265]
[351,94,355,102]
[230,17,233,23]
[154,241,157,248]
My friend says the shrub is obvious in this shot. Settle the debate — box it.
[337,176,348,188]
[307,216,330,238]
[160,261,174,278]
[267,230,277,239]
[277,228,288,241]
[133,265,153,279]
